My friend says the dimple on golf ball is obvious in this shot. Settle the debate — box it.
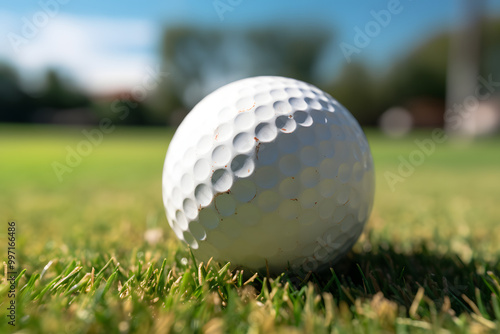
[162,76,374,273]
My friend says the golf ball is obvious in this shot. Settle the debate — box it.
[162,76,374,273]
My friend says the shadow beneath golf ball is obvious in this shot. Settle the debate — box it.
[252,242,497,317]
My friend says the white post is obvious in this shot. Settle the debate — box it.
[445,0,483,137]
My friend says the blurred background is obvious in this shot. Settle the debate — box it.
[1,0,499,135]
[2,2,500,331]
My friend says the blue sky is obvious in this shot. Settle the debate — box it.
[1,0,499,93]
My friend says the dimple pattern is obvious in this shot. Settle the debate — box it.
[163,76,375,273]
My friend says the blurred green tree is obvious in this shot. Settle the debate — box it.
[38,69,90,110]
[479,17,500,79]
[0,63,35,123]
[326,62,377,124]
[326,33,450,125]
[385,33,449,104]
[149,26,332,125]
[92,95,156,126]
[246,27,330,82]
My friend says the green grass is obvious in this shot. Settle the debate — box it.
[1,124,499,333]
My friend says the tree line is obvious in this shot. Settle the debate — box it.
[1,18,498,126]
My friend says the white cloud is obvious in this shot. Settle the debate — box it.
[0,12,159,94]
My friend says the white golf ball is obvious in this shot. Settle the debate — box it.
[162,76,374,273]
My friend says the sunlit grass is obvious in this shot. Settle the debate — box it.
[0,125,499,333]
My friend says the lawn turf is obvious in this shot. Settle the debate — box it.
[0,124,499,333]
